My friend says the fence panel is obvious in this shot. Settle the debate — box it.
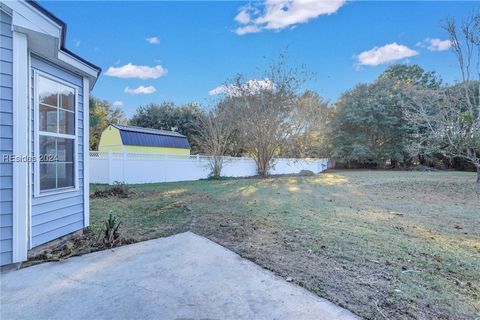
[89,151,329,185]
[89,151,110,184]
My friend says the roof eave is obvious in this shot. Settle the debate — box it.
[25,0,101,85]
[112,124,188,138]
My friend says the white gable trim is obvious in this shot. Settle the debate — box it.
[3,1,99,89]
[6,0,61,42]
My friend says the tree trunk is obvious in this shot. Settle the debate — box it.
[391,159,397,169]
[419,155,425,165]
[259,159,268,177]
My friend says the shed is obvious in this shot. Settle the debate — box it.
[98,124,191,155]
[0,0,100,266]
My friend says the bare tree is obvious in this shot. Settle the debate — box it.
[193,106,235,179]
[402,14,480,182]
[402,85,480,182]
[225,57,308,176]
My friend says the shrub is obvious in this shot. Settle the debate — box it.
[102,213,122,248]
[298,170,315,176]
[92,182,130,198]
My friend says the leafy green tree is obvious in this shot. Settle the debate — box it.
[378,64,441,89]
[89,97,125,150]
[330,64,441,167]
[283,91,332,158]
[330,83,394,167]
[130,102,204,152]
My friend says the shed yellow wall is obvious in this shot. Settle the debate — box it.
[124,145,190,155]
[98,125,123,152]
[98,125,190,155]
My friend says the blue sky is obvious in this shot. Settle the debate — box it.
[41,1,479,117]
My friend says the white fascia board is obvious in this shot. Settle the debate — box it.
[58,51,99,87]
[7,0,61,41]
[8,1,99,88]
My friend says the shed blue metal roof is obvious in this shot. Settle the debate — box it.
[113,124,190,149]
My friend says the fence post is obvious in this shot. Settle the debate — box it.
[122,149,127,183]
[108,150,113,185]
[196,154,200,162]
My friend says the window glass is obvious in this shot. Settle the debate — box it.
[39,104,57,133]
[37,74,76,193]
[38,77,58,107]
[39,136,56,159]
[56,138,74,162]
[59,86,75,111]
[57,163,74,189]
[40,163,57,190]
[58,110,75,135]
[38,76,75,136]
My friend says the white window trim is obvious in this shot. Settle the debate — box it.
[28,50,32,250]
[12,30,29,263]
[33,70,79,197]
[83,77,90,227]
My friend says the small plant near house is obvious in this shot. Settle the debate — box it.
[102,213,122,248]
[92,181,131,198]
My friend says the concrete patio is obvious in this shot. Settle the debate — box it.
[0,232,358,320]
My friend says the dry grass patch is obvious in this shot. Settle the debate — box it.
[90,170,480,319]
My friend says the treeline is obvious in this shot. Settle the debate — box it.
[89,15,479,181]
[89,62,477,171]
[330,64,444,169]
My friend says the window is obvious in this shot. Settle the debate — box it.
[36,74,76,193]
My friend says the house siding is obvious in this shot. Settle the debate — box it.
[0,10,13,265]
[30,55,85,248]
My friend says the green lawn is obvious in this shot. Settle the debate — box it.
[90,170,480,319]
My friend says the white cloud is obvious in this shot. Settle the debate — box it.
[421,38,452,52]
[235,9,251,24]
[356,43,419,66]
[105,63,167,79]
[208,85,231,96]
[113,101,123,107]
[209,79,274,97]
[124,86,157,95]
[234,0,346,35]
[146,36,160,44]
[235,25,262,35]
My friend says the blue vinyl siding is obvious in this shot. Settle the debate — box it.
[0,10,13,266]
[30,55,85,248]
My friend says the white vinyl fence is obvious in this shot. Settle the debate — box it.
[90,151,330,185]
